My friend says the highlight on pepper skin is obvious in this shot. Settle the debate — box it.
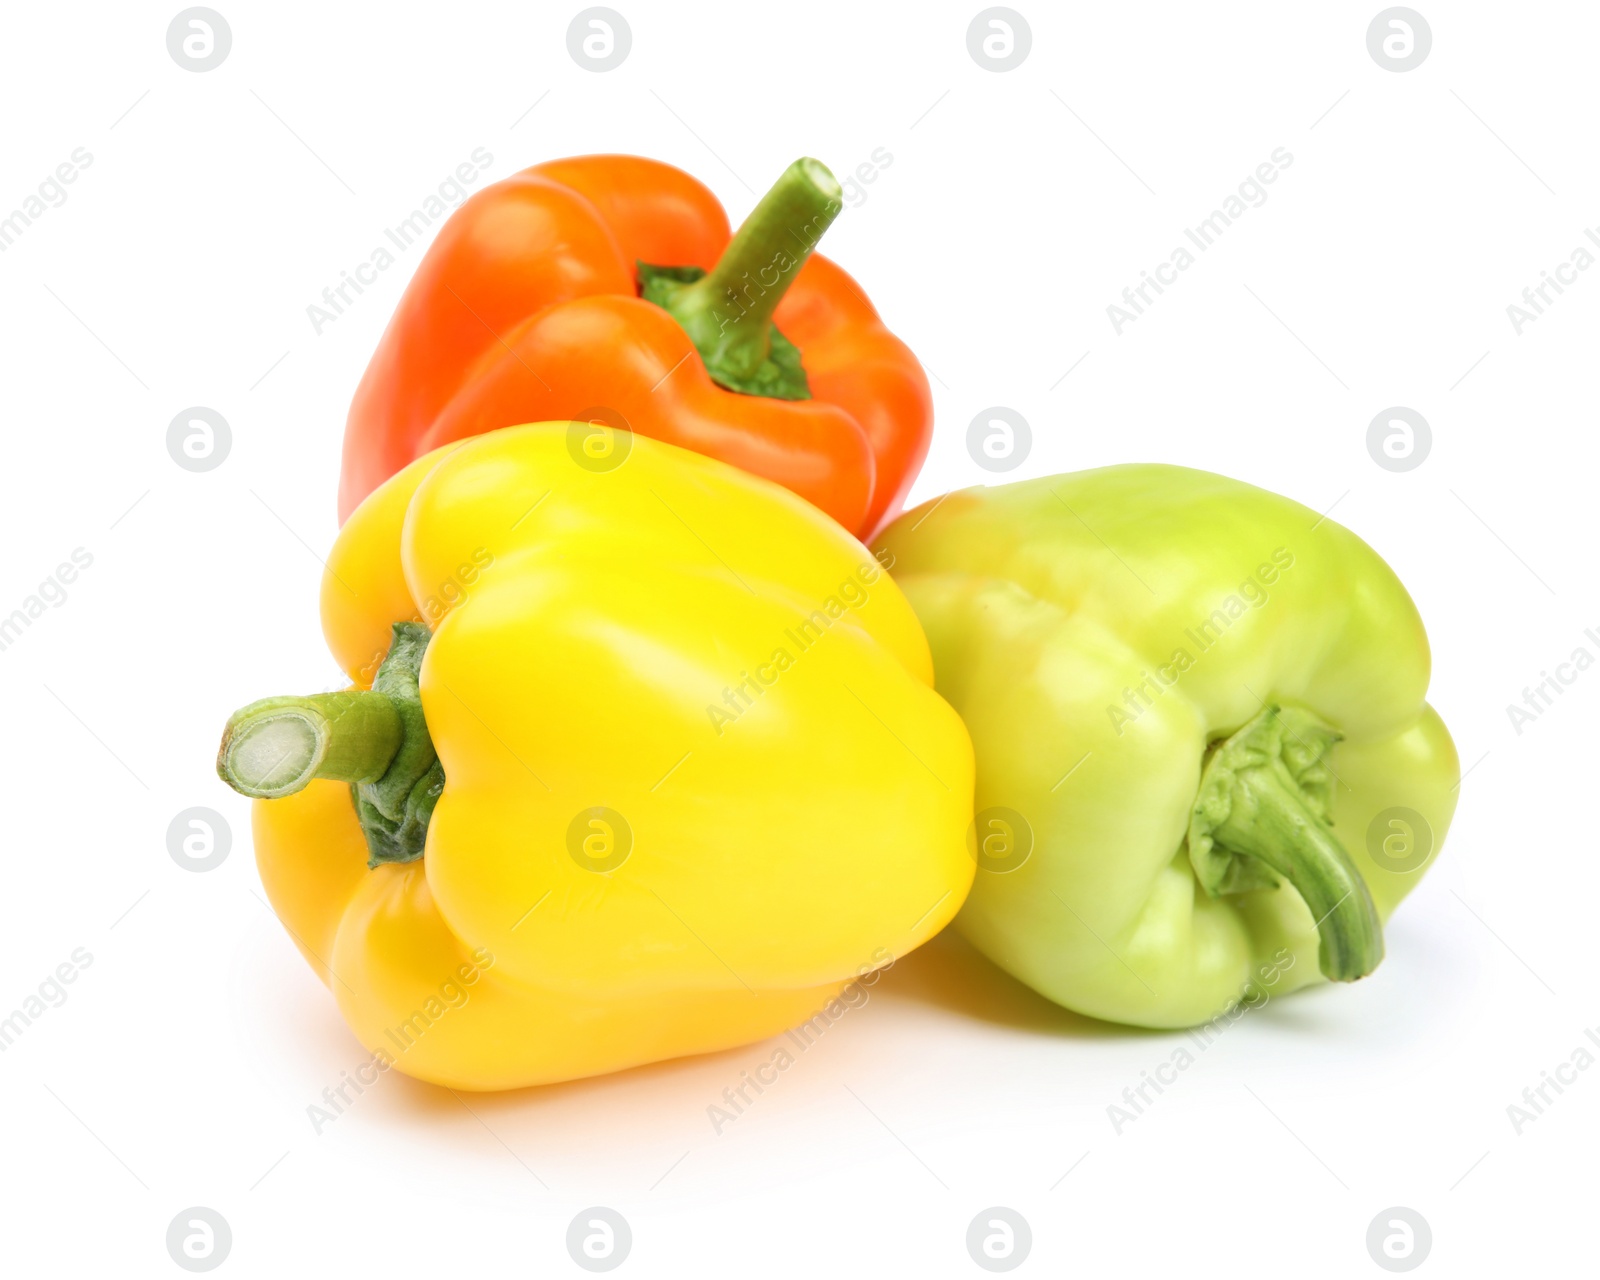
[218,422,975,1091]
[874,463,1459,1031]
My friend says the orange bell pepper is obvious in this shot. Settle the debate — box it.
[337,155,932,539]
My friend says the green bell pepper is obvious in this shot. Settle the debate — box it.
[875,464,1458,1028]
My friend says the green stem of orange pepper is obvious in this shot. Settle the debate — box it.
[639,158,843,400]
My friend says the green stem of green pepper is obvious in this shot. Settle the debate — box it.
[638,158,842,400]
[1189,706,1385,983]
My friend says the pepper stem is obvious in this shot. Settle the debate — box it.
[1188,706,1384,982]
[638,157,843,400]
[216,623,444,867]
[217,692,402,799]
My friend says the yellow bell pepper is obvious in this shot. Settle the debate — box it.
[216,424,973,1090]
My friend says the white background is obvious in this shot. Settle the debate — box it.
[0,1,1592,1274]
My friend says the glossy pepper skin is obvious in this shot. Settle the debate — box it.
[875,465,1458,1029]
[337,154,933,540]
[226,424,973,1090]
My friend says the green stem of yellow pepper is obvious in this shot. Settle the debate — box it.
[217,691,402,798]
[638,158,843,400]
[1189,706,1384,983]
[217,623,442,866]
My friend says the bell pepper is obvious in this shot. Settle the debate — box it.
[337,155,932,540]
[218,423,973,1089]
[875,464,1459,1028]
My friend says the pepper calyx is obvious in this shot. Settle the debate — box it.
[215,622,443,868]
[639,263,811,399]
[1188,704,1384,983]
[349,623,441,867]
[638,157,843,402]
